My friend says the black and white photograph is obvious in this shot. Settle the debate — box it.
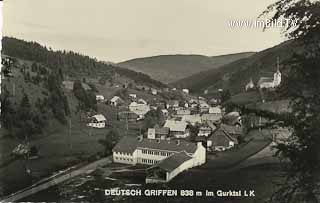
[0,0,320,202]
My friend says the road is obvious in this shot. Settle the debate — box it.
[0,157,112,202]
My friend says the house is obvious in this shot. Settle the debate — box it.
[161,109,169,118]
[198,126,212,137]
[176,109,191,116]
[208,106,222,115]
[201,114,222,123]
[164,120,190,138]
[199,101,210,113]
[118,111,138,122]
[151,88,158,95]
[166,100,179,110]
[147,126,170,140]
[138,98,148,105]
[87,114,107,128]
[129,102,150,117]
[129,94,137,100]
[96,95,105,102]
[112,136,206,183]
[110,96,124,107]
[181,114,202,126]
[182,89,189,94]
[220,123,243,137]
[207,127,238,151]
[223,112,242,127]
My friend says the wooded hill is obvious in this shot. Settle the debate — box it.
[173,40,305,95]
[118,52,255,84]
[2,37,166,89]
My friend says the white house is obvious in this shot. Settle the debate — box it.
[208,106,222,115]
[96,95,105,102]
[176,109,191,116]
[87,114,107,128]
[147,126,170,140]
[182,89,189,94]
[164,120,189,138]
[110,96,124,107]
[161,109,169,118]
[129,102,150,117]
[129,94,137,100]
[151,88,158,95]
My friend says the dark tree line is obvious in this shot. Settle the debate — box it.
[2,37,166,88]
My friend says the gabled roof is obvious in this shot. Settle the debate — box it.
[209,128,238,144]
[181,114,202,124]
[155,126,169,135]
[164,120,188,132]
[92,114,106,122]
[201,114,222,122]
[112,136,139,154]
[258,77,274,85]
[220,124,243,136]
[176,109,191,115]
[111,96,122,102]
[149,151,192,172]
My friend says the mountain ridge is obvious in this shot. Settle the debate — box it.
[117,52,255,84]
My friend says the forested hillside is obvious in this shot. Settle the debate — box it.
[173,40,305,94]
[2,37,166,88]
[118,52,255,84]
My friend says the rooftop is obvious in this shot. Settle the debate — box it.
[164,120,188,132]
[113,136,198,154]
[149,151,192,172]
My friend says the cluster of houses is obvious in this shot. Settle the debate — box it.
[111,95,244,183]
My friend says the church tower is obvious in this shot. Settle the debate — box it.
[273,57,281,87]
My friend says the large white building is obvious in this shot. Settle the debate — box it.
[258,68,281,89]
[112,136,206,183]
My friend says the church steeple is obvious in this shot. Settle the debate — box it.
[273,57,281,87]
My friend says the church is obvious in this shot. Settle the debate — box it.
[257,68,281,89]
[245,59,282,91]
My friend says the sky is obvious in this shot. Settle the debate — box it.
[3,0,285,62]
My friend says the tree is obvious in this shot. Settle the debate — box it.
[261,1,320,202]
[98,129,119,156]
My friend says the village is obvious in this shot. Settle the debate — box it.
[83,61,286,184]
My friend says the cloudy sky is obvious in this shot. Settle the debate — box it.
[3,0,285,62]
